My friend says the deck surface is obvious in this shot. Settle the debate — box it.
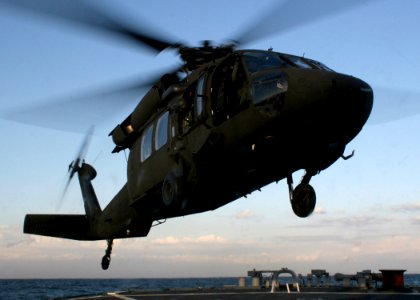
[70,287,420,299]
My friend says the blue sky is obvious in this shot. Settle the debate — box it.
[1,0,420,278]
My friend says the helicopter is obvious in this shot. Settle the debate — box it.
[2,0,374,270]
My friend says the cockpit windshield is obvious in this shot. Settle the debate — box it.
[241,50,334,73]
[285,55,312,69]
[242,51,290,74]
[306,58,334,72]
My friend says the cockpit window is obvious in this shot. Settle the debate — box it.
[284,55,313,69]
[242,51,290,74]
[306,58,334,72]
[241,50,333,73]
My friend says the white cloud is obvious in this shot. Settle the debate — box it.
[296,253,320,262]
[315,214,394,228]
[392,202,420,213]
[197,234,226,243]
[314,206,326,215]
[2,203,420,278]
[235,209,256,220]
[412,216,420,225]
[151,234,226,245]
[152,236,187,245]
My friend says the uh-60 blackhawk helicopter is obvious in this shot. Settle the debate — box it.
[5,0,374,269]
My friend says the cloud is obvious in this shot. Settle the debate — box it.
[0,225,34,248]
[235,209,256,220]
[391,202,420,213]
[5,237,34,248]
[411,216,420,225]
[2,207,420,278]
[151,234,226,245]
[0,225,105,263]
[152,236,186,245]
[197,234,226,243]
[273,234,345,243]
[322,215,383,226]
[314,206,326,215]
[296,253,320,262]
[311,210,395,228]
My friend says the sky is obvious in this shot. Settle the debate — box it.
[0,0,420,279]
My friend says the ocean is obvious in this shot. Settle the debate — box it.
[1,275,419,300]
[0,278,241,300]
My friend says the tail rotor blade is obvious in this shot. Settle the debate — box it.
[75,126,94,166]
[57,126,94,210]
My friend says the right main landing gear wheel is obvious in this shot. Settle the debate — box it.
[287,171,317,218]
[291,183,316,218]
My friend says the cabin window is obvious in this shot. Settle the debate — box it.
[141,125,154,162]
[196,75,205,118]
[155,111,169,150]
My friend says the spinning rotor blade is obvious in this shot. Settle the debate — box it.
[1,71,174,133]
[368,87,420,125]
[0,0,178,53]
[3,0,416,131]
[60,126,94,207]
[234,0,373,46]
[67,126,94,182]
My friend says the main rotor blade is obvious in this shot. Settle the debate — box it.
[234,0,374,46]
[368,87,420,125]
[0,0,177,53]
[1,75,158,133]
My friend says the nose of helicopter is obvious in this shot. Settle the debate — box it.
[252,68,373,144]
[331,74,373,140]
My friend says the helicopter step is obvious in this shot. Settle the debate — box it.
[287,171,316,218]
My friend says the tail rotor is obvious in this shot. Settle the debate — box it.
[59,126,94,206]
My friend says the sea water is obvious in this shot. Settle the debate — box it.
[0,277,240,299]
[1,275,419,300]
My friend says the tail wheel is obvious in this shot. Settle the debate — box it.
[291,183,316,218]
[101,239,113,270]
[162,172,184,208]
[101,255,111,270]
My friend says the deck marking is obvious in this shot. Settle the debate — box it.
[107,292,136,300]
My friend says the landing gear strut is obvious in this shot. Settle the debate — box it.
[287,170,316,218]
[101,239,113,270]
